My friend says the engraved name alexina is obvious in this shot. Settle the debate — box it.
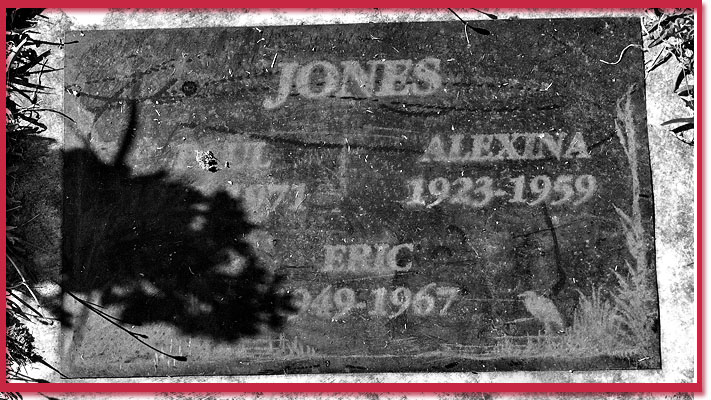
[263,58,442,109]
[420,132,590,163]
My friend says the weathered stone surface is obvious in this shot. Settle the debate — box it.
[62,18,659,377]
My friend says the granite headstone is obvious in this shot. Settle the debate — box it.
[62,18,660,377]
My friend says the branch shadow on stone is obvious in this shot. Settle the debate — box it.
[61,101,295,346]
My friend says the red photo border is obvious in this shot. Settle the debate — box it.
[1,2,703,394]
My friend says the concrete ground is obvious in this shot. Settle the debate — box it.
[9,8,697,399]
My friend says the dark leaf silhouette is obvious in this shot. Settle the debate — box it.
[675,84,694,97]
[471,8,498,20]
[673,69,686,92]
[62,101,296,349]
[661,117,694,126]
[671,123,694,134]
[448,8,491,36]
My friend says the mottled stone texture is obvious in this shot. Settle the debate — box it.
[60,18,659,377]
[15,9,694,392]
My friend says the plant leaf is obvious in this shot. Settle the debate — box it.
[676,84,694,97]
[647,51,672,73]
[671,123,694,133]
[661,117,694,126]
[674,69,686,91]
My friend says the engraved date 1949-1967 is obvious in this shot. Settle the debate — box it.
[288,284,459,321]
[405,174,597,208]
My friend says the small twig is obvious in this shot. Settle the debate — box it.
[26,66,62,75]
[673,130,694,145]
[6,37,28,73]
[6,255,40,305]
[23,107,76,122]
[463,23,471,46]
[18,213,41,227]
[645,47,668,72]
[31,58,48,102]
[7,349,19,367]
[471,8,498,19]
[31,38,77,46]
[448,8,490,36]
[10,371,50,383]
[541,203,565,297]
[65,290,188,362]
[30,355,70,379]
[505,317,535,324]
[8,291,45,320]
[13,237,52,255]
[600,44,644,65]
[641,17,651,37]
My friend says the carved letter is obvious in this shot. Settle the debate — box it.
[522,133,545,160]
[419,135,447,162]
[372,244,391,272]
[538,132,566,160]
[563,132,591,158]
[375,60,413,96]
[336,61,377,98]
[295,61,340,99]
[449,134,467,162]
[263,62,299,109]
[248,142,271,169]
[388,243,413,272]
[469,135,494,161]
[493,134,523,160]
[411,58,442,96]
[324,245,348,272]
[348,244,372,272]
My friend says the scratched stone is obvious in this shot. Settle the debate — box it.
[61,18,660,377]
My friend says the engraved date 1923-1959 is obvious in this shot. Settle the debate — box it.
[288,284,459,321]
[404,174,597,208]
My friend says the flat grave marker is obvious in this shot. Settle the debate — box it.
[62,18,660,377]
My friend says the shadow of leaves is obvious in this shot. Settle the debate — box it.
[62,102,295,345]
